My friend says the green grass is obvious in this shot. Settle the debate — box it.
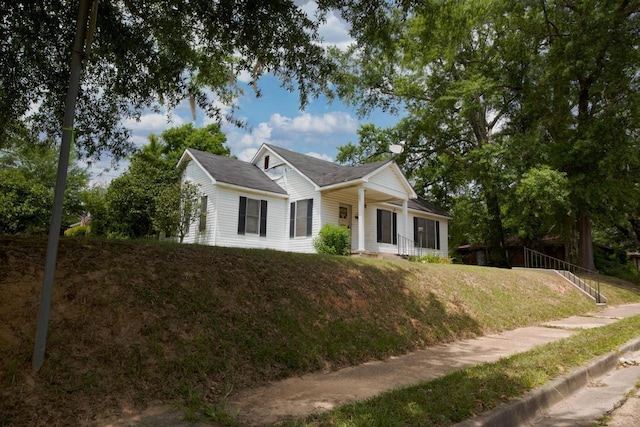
[293,315,640,426]
[1,236,639,425]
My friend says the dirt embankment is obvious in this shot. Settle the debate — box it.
[0,237,597,426]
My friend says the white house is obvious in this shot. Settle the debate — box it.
[176,144,450,256]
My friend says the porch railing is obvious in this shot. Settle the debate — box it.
[397,234,421,257]
[524,247,606,304]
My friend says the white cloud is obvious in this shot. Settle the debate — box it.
[237,147,259,162]
[306,152,333,162]
[122,112,186,132]
[270,112,357,135]
[318,11,354,51]
[130,134,149,148]
[223,111,355,164]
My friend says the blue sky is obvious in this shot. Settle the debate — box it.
[90,3,400,185]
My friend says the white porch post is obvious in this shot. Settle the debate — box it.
[358,186,365,252]
[402,199,409,239]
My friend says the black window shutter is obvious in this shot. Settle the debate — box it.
[413,217,418,244]
[289,202,296,238]
[306,198,313,236]
[436,221,440,250]
[259,200,268,237]
[392,212,397,245]
[238,196,247,234]
[376,209,382,243]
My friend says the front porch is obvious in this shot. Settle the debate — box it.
[321,181,449,258]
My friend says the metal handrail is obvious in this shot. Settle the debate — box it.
[524,247,605,304]
[397,234,425,258]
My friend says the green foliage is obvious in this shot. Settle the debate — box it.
[503,166,570,246]
[103,123,228,239]
[410,254,452,264]
[154,181,204,243]
[80,186,108,236]
[330,0,640,269]
[313,224,351,256]
[105,154,178,238]
[159,123,230,166]
[0,126,89,234]
[335,124,397,165]
[0,1,336,158]
[0,169,51,234]
[64,225,90,237]
[594,246,640,284]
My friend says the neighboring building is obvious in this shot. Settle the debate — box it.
[455,237,568,267]
[176,144,450,256]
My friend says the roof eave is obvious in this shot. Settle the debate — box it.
[217,181,289,198]
[179,149,217,185]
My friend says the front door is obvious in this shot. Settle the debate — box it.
[339,204,353,247]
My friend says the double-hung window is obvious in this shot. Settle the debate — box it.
[238,196,267,236]
[414,217,440,250]
[376,209,397,244]
[289,199,313,237]
[198,196,208,232]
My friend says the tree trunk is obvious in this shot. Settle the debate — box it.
[577,212,596,270]
[485,191,510,268]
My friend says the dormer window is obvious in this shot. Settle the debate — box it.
[264,155,270,170]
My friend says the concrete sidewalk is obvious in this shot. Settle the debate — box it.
[227,303,640,426]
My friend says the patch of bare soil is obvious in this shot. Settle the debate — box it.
[0,237,610,426]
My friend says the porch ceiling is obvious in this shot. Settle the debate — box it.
[321,184,406,204]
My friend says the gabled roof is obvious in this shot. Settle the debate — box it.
[183,148,287,195]
[264,144,392,187]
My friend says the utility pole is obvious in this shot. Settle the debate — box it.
[33,0,99,372]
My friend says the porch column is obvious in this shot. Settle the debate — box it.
[402,199,409,239]
[358,186,365,252]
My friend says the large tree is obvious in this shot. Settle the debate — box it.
[332,0,528,266]
[0,0,340,161]
[529,0,640,269]
[330,0,640,269]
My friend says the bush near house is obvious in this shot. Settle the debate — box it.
[411,253,452,264]
[63,225,90,237]
[314,223,351,255]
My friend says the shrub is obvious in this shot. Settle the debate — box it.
[64,225,90,237]
[313,224,351,256]
[410,253,452,264]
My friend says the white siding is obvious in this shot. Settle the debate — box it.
[179,147,449,256]
[367,165,409,198]
[320,191,357,251]
[362,202,406,255]
[283,167,319,253]
[182,161,216,245]
[215,187,288,251]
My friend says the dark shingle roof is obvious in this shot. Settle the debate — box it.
[407,197,451,218]
[266,144,391,187]
[187,149,287,195]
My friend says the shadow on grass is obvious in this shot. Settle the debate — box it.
[302,365,529,426]
[0,238,490,426]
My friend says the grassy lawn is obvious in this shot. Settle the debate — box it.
[293,315,640,426]
[1,236,639,425]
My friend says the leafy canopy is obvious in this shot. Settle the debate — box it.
[0,0,340,161]
[0,124,89,234]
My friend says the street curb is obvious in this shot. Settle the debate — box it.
[454,336,640,427]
